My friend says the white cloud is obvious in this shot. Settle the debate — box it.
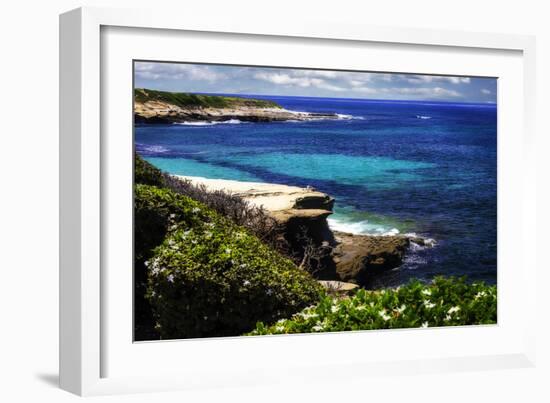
[134,62,225,82]
[351,86,379,94]
[383,86,462,98]
[253,71,346,91]
[481,89,492,95]
[401,75,470,85]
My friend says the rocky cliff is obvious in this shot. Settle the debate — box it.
[134,88,341,123]
[175,176,429,287]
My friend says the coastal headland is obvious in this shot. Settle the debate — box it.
[134,88,342,123]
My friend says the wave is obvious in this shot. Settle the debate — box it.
[135,143,169,154]
[404,233,437,247]
[416,115,432,120]
[174,121,217,126]
[327,218,399,236]
[174,119,244,126]
[336,113,364,120]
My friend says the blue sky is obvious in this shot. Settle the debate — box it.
[134,61,497,103]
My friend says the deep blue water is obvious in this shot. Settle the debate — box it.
[135,95,497,287]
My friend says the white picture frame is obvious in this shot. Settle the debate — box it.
[59,6,537,396]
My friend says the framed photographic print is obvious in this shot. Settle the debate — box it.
[60,7,537,396]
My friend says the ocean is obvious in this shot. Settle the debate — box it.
[135,95,497,287]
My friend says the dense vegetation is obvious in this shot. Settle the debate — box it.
[135,88,282,109]
[134,175,323,340]
[146,196,323,339]
[249,277,497,335]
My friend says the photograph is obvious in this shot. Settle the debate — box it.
[133,61,497,341]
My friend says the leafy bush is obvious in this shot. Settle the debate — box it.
[134,184,217,263]
[144,189,324,339]
[248,277,496,335]
[134,184,219,340]
[135,153,166,187]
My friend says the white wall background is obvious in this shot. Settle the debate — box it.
[0,0,548,401]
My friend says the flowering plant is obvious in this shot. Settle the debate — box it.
[248,277,496,335]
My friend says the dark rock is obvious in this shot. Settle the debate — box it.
[331,231,410,285]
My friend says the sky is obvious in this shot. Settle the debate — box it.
[134,61,497,103]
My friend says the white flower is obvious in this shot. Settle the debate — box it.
[243,280,251,286]
[444,315,452,321]
[266,289,273,296]
[475,291,487,300]
[447,306,461,315]
[424,300,436,309]
[421,322,429,328]
[394,304,407,314]
[379,310,391,321]
[225,248,231,254]
[275,326,285,332]
[421,289,432,296]
[312,323,324,332]
[331,305,339,313]
[203,316,208,320]
[167,274,175,283]
[169,213,176,219]
[298,311,318,320]
[192,207,201,213]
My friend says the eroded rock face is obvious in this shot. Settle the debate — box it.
[331,231,410,285]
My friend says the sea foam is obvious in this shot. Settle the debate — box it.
[175,119,243,126]
[327,217,399,236]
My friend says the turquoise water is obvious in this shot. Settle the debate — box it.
[136,95,497,286]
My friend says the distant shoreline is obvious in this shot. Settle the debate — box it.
[134,88,342,124]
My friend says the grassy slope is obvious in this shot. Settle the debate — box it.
[135,88,282,109]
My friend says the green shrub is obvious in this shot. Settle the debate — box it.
[134,184,219,340]
[145,196,324,339]
[134,184,217,263]
[248,277,496,335]
[135,153,166,187]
